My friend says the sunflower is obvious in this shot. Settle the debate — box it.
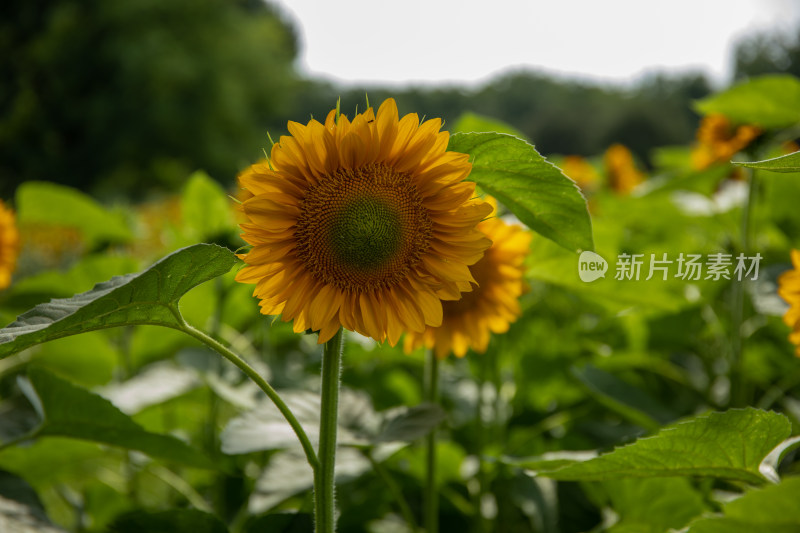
[778,249,800,357]
[561,155,599,191]
[690,114,761,170]
[403,205,531,358]
[0,199,20,290]
[603,144,644,194]
[235,99,493,345]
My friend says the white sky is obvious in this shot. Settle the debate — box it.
[272,0,800,88]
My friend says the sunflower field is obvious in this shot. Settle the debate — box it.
[2,61,800,533]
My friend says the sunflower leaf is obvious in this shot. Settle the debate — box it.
[23,367,215,469]
[0,244,239,359]
[538,408,791,484]
[448,132,593,253]
[734,150,800,173]
[686,477,800,533]
[694,74,800,129]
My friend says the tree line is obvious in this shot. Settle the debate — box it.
[1,0,797,199]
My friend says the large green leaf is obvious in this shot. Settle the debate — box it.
[694,74,800,129]
[687,477,800,533]
[15,181,133,246]
[448,132,593,253]
[0,244,238,359]
[539,408,791,484]
[734,150,800,173]
[23,367,215,469]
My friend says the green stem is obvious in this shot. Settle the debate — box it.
[424,350,440,533]
[366,450,420,532]
[177,318,319,472]
[315,328,344,533]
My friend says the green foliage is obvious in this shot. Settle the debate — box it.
[0,244,238,358]
[694,74,800,128]
[733,27,800,80]
[449,132,594,253]
[572,365,676,431]
[686,477,800,533]
[602,478,706,533]
[735,150,800,172]
[15,181,133,247]
[241,513,314,533]
[180,171,237,243]
[22,367,214,469]
[108,509,228,533]
[0,0,297,197]
[541,409,791,484]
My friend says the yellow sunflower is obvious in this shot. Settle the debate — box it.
[603,144,644,194]
[561,155,600,191]
[778,249,800,357]
[0,199,20,290]
[690,114,761,170]
[403,206,531,358]
[235,99,493,345]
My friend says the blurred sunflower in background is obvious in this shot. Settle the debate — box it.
[0,199,20,290]
[604,143,644,194]
[690,113,761,170]
[561,155,600,192]
[236,99,492,345]
[778,249,800,357]
[404,203,531,358]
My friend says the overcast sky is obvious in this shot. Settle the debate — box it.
[272,0,800,88]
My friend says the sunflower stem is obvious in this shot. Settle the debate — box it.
[424,349,440,533]
[315,327,345,533]
[177,318,319,471]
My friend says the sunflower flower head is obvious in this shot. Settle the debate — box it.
[690,114,761,170]
[404,200,532,358]
[778,249,800,357]
[0,199,20,290]
[236,99,493,345]
[604,144,644,194]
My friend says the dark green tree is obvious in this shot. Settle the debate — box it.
[733,29,800,80]
[0,0,298,198]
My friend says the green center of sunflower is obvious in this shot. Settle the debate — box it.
[328,197,402,271]
[295,163,432,292]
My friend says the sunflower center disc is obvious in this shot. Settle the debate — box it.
[295,163,433,292]
[329,198,402,270]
